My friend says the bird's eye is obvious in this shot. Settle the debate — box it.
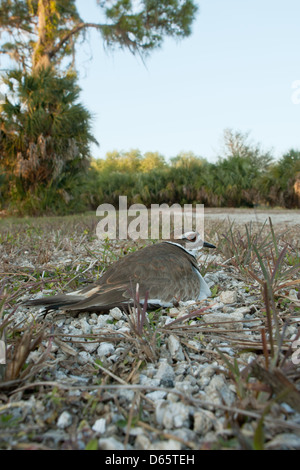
[187,234,197,242]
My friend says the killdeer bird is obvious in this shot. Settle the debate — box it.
[23,231,215,313]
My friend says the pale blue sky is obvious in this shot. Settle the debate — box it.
[75,0,300,162]
[15,1,300,162]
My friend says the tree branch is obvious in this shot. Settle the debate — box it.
[48,22,105,59]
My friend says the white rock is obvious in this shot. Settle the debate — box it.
[117,326,130,333]
[96,314,111,327]
[265,433,300,450]
[139,374,160,388]
[98,437,124,450]
[79,318,91,334]
[219,291,237,304]
[78,351,92,365]
[193,409,215,434]
[174,380,198,394]
[169,307,179,315]
[149,440,181,450]
[109,307,123,320]
[55,370,68,380]
[289,289,299,301]
[204,375,235,406]
[167,392,180,402]
[97,342,115,357]
[145,390,167,401]
[92,418,106,434]
[57,411,72,429]
[123,427,145,437]
[117,388,135,402]
[135,434,152,450]
[167,335,185,360]
[155,360,175,383]
[198,364,218,387]
[234,306,250,315]
[81,340,99,353]
[156,401,191,429]
[202,311,243,329]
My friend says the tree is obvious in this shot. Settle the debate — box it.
[214,129,274,206]
[0,0,199,71]
[0,67,97,213]
[0,1,198,214]
[258,149,300,208]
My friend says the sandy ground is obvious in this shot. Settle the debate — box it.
[204,208,300,226]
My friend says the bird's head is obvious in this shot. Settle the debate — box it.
[170,230,216,255]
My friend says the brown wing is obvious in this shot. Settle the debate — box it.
[66,243,201,310]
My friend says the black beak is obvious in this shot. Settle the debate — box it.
[203,241,216,249]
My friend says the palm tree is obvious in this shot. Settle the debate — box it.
[0,67,97,213]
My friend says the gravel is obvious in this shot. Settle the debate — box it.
[1,215,300,450]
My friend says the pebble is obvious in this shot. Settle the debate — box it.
[149,440,182,450]
[92,418,106,434]
[202,311,244,329]
[109,307,123,320]
[156,401,192,429]
[204,375,236,406]
[154,359,175,386]
[97,342,115,357]
[265,433,300,450]
[57,411,72,429]
[98,437,125,450]
[167,335,185,360]
[135,434,152,450]
[193,409,215,434]
[145,390,167,401]
[78,351,92,365]
[219,290,238,304]
[81,340,99,353]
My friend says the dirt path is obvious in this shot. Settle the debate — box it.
[204,208,300,226]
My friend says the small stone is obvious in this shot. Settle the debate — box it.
[145,390,167,401]
[204,375,235,406]
[78,351,92,365]
[169,307,179,315]
[155,360,175,387]
[81,340,99,353]
[202,311,243,329]
[57,411,72,429]
[126,426,145,436]
[139,374,160,388]
[79,318,91,334]
[98,437,124,450]
[219,291,237,304]
[156,401,191,429]
[289,289,299,301]
[167,335,185,360]
[97,342,115,357]
[193,409,215,434]
[92,418,106,434]
[265,433,300,450]
[117,388,135,402]
[135,434,152,450]
[174,380,198,394]
[109,307,123,320]
[149,439,181,450]
[167,392,180,402]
